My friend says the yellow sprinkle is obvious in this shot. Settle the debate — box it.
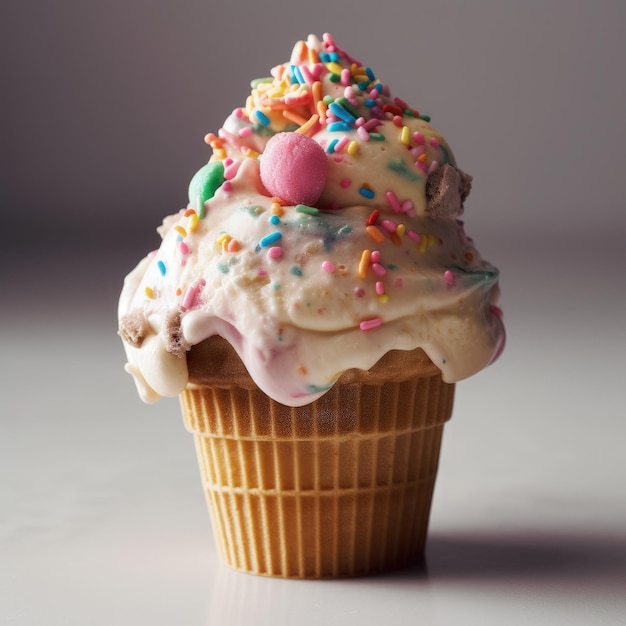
[358,249,371,278]
[174,225,187,238]
[419,235,428,254]
[217,233,231,246]
[377,294,390,304]
[326,61,343,75]
[144,286,154,299]
[396,223,406,238]
[347,141,359,156]
[400,126,410,145]
[188,214,199,232]
[366,225,385,243]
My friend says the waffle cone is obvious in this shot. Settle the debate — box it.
[180,337,454,578]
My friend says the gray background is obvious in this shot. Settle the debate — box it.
[2,1,625,625]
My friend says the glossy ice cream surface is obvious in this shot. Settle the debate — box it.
[118,33,505,407]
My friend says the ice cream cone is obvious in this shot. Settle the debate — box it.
[180,338,454,578]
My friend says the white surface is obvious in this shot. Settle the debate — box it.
[1,230,625,625]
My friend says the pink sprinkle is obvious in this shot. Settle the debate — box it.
[427,160,439,174]
[359,317,382,331]
[223,160,241,180]
[380,219,397,233]
[429,136,440,148]
[415,161,428,173]
[267,246,283,259]
[413,132,425,145]
[179,241,189,255]
[386,190,402,213]
[375,281,385,295]
[401,200,414,214]
[258,269,268,277]
[355,116,366,127]
[238,127,252,137]
[363,118,380,131]
[344,86,356,99]
[340,68,351,85]
[410,145,425,158]
[407,231,422,243]
[354,287,366,298]
[370,250,381,263]
[335,136,350,153]
[371,263,387,277]
[181,285,198,311]
[322,260,335,273]
[222,181,233,192]
[394,96,409,109]
[300,65,316,84]
[392,115,403,127]
[443,270,455,285]
[357,126,370,141]
[340,177,352,188]
[234,108,244,119]
[369,88,380,98]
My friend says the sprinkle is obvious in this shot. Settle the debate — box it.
[380,219,397,233]
[329,102,356,124]
[291,64,305,84]
[328,121,353,132]
[386,190,402,213]
[238,127,252,137]
[227,239,241,252]
[327,138,339,153]
[370,250,381,263]
[179,241,189,255]
[359,185,375,199]
[181,285,198,310]
[354,287,366,298]
[375,281,385,295]
[260,232,282,247]
[347,141,359,155]
[216,233,231,247]
[359,317,382,331]
[295,204,319,215]
[340,177,352,188]
[174,225,187,238]
[326,61,343,75]
[340,68,351,85]
[396,223,406,238]
[413,131,425,145]
[407,230,422,243]
[267,246,283,259]
[254,109,270,126]
[371,263,387,277]
[389,232,402,246]
[377,294,390,303]
[291,266,303,277]
[322,260,335,273]
[443,270,455,284]
[429,136,440,148]
[428,160,439,174]
[366,209,380,226]
[270,215,281,225]
[358,249,371,278]
[157,260,166,276]
[144,286,154,299]
[369,132,385,141]
[335,136,350,153]
[271,202,284,216]
[366,225,385,243]
[357,126,370,141]
[392,115,403,127]
[184,208,196,217]
[283,109,309,126]
[400,126,410,145]
[188,213,199,232]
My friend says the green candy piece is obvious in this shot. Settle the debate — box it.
[188,160,225,217]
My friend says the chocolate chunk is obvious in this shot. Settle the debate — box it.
[162,311,190,357]
[425,164,473,217]
[118,310,149,347]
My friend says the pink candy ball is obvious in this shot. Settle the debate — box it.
[260,133,328,206]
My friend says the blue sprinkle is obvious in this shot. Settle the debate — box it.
[359,186,375,199]
[365,67,376,82]
[291,266,303,277]
[319,52,330,62]
[364,98,375,108]
[329,51,339,62]
[327,138,339,154]
[269,215,280,225]
[255,109,270,126]
[157,260,166,276]
[328,121,352,132]
[259,231,282,247]
[329,102,356,124]
[291,64,305,84]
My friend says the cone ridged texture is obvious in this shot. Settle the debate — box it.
[180,347,454,579]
